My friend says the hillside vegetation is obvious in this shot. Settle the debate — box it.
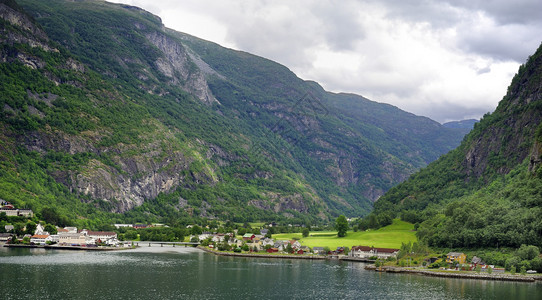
[1,0,467,227]
[369,42,542,248]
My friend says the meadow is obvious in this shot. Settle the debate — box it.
[273,219,417,249]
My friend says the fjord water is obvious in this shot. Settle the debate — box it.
[1,247,540,299]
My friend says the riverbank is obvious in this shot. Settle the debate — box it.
[3,243,132,251]
[198,246,326,260]
[365,265,541,283]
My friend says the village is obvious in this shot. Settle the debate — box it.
[0,222,127,248]
[192,230,401,258]
[0,200,128,248]
[1,201,537,278]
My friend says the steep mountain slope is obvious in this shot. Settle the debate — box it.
[1,0,467,226]
[374,43,542,248]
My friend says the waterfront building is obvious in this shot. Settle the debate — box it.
[446,252,467,265]
[30,234,51,245]
[350,246,399,259]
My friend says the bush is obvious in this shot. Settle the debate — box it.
[505,257,521,271]
[517,245,540,260]
[217,242,231,251]
[530,257,542,272]
[233,247,242,253]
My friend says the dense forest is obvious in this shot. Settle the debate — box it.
[362,42,542,248]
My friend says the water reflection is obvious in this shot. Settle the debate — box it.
[0,247,540,299]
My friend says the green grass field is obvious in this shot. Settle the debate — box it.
[273,219,416,249]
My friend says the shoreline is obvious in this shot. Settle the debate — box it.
[198,246,326,260]
[365,265,541,283]
[3,243,132,251]
[199,247,375,263]
[199,247,540,284]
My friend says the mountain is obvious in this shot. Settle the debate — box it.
[442,119,477,137]
[0,0,467,227]
[373,42,542,248]
[442,119,478,129]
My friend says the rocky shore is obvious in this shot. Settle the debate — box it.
[365,265,540,283]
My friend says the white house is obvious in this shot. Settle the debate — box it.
[30,234,51,245]
[261,238,275,247]
[49,235,60,243]
[85,231,118,242]
[0,233,13,242]
[350,246,399,259]
[289,240,301,249]
[197,233,212,241]
[211,234,225,243]
[0,207,33,217]
[64,227,78,233]
[58,233,86,245]
[34,223,49,235]
[114,224,133,229]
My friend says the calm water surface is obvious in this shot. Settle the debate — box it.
[1,246,541,299]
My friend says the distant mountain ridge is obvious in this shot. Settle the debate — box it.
[0,0,467,227]
[442,119,477,129]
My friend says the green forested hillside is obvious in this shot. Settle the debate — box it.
[0,0,467,228]
[371,43,542,248]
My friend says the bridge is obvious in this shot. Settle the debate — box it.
[127,241,200,247]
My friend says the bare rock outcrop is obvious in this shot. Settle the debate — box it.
[145,31,218,104]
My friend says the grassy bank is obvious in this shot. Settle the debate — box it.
[273,219,416,249]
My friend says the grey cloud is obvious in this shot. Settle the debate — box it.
[459,29,540,62]
[409,101,492,124]
[451,0,542,25]
[369,0,464,28]
[476,66,491,75]
[362,0,542,63]
[309,2,366,51]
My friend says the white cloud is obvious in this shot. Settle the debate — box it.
[107,0,541,122]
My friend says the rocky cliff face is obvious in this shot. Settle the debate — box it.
[72,143,190,213]
[0,1,56,68]
[463,45,542,179]
[145,31,217,104]
[17,115,196,212]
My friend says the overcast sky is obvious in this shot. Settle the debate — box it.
[108,0,542,123]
